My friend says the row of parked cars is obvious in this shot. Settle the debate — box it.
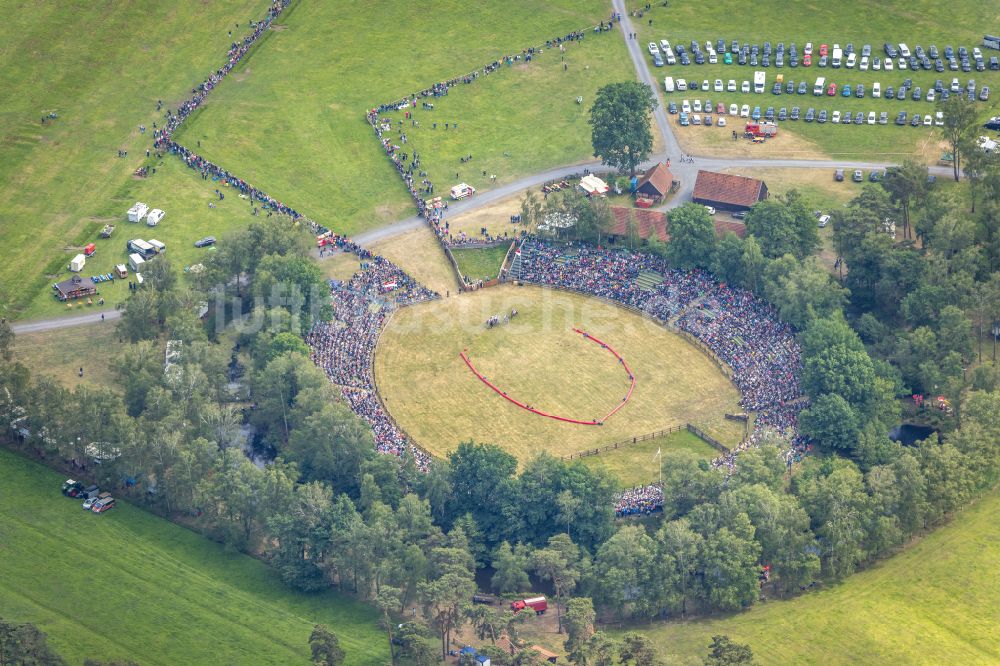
[668,75,990,103]
[650,38,1000,73]
[62,479,116,513]
[671,98,943,128]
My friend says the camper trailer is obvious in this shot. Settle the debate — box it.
[128,253,145,272]
[69,254,86,272]
[147,239,166,254]
[146,209,165,227]
[753,71,766,93]
[127,202,149,223]
[127,238,155,258]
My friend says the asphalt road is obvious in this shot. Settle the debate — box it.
[12,309,120,335]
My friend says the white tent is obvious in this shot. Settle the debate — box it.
[579,174,609,196]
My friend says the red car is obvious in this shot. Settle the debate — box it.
[819,44,828,57]
[803,54,812,67]
[827,83,837,96]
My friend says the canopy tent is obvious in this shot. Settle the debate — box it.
[579,174,609,196]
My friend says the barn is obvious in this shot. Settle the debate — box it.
[609,207,668,243]
[692,170,768,212]
[634,162,675,203]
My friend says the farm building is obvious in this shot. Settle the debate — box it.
[53,275,97,301]
[609,207,669,242]
[634,162,675,202]
[692,170,769,211]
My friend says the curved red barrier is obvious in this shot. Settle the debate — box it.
[460,328,636,425]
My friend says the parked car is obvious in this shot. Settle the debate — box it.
[935,111,944,126]
[827,82,837,96]
[693,99,702,112]
[818,214,831,227]
[834,168,845,181]
[742,80,751,93]
[981,86,990,101]
[92,497,116,513]
[912,86,922,100]
[853,169,864,182]
[740,104,750,117]
[926,89,935,102]
[868,111,877,125]
[668,101,678,114]
[752,106,761,120]
[790,106,801,120]
[679,112,689,126]
[717,102,726,114]
[724,52,733,65]
[818,109,828,123]
[772,82,782,94]
[717,117,727,127]
[728,79,737,92]
[653,53,664,67]
[715,79,724,92]
[785,80,795,94]
[897,87,907,100]
[778,107,788,120]
[854,111,865,125]
[884,58,893,71]
[805,107,815,122]
[910,114,921,126]
[886,85,894,98]
[820,44,829,57]
[832,110,841,123]
[797,82,807,94]
[896,111,907,125]
[729,103,739,115]
[879,111,889,125]
[842,84,852,97]
[648,43,660,56]
[856,83,865,98]
[194,236,216,248]
[873,82,881,98]
[705,114,714,126]
[872,56,881,70]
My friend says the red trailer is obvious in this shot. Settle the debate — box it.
[84,243,97,257]
[511,596,547,615]
[745,121,778,138]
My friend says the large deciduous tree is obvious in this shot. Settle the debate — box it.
[666,203,717,269]
[938,95,978,181]
[744,191,820,260]
[589,82,657,176]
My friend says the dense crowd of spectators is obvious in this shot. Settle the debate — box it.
[305,243,437,470]
[515,238,810,516]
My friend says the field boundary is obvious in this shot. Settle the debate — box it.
[561,422,731,461]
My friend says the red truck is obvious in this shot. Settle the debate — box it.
[510,596,547,615]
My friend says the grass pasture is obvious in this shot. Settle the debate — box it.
[12,322,118,390]
[0,0,272,319]
[578,428,722,487]
[374,285,743,463]
[0,449,386,665]
[369,227,460,296]
[634,488,1000,665]
[451,244,513,283]
[632,0,1000,161]
[173,0,634,237]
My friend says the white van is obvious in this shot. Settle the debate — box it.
[708,49,718,64]
[665,47,676,65]
[898,43,911,58]
[813,77,826,95]
[832,47,843,68]
[873,82,881,98]
[146,209,165,227]
[664,76,675,92]
[753,71,766,93]
[660,39,671,52]
[846,52,857,68]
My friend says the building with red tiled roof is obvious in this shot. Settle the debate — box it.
[609,207,669,242]
[635,162,675,201]
[692,170,768,211]
[608,207,745,243]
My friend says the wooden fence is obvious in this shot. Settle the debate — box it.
[560,422,730,461]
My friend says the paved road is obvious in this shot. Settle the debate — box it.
[12,309,120,335]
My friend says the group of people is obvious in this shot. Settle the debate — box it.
[364,12,623,243]
[515,238,810,514]
[304,242,437,469]
[614,483,665,517]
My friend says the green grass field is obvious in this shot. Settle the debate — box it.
[12,322,118,389]
[0,448,386,665]
[374,285,743,463]
[633,487,1000,664]
[451,244,512,282]
[577,429,722,487]
[0,0,272,319]
[632,0,1000,160]
[173,0,633,237]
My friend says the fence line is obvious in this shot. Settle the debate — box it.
[560,422,731,461]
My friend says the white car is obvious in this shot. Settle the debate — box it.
[872,58,881,70]
[884,58,894,71]
[935,111,944,126]
[868,111,877,125]
[705,206,717,215]
[923,114,932,126]
[926,89,935,102]
[804,42,813,55]
[717,117,727,127]
[898,57,907,69]
[691,114,702,125]
[693,99,703,112]
[741,80,751,93]
[740,104,751,117]
[727,79,737,92]
[682,99,692,113]
[898,43,911,58]
[676,78,688,90]
[702,80,709,91]
[729,103,739,115]
[660,39,671,52]
[818,214,831,228]
[951,78,961,92]
[648,42,660,55]
[846,53,857,68]
[872,82,881,98]
[860,56,869,71]
[832,110,842,123]
[714,79,724,92]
